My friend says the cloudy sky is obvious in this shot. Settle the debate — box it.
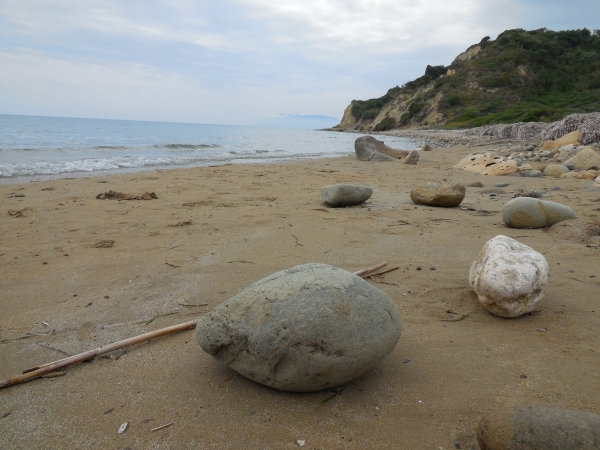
[0,0,598,125]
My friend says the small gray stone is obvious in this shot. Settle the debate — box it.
[523,169,544,178]
[502,197,576,229]
[320,184,373,207]
[477,406,600,450]
[565,163,575,170]
[410,184,466,207]
[466,182,484,188]
[195,263,402,392]
[543,164,569,177]
[494,183,509,187]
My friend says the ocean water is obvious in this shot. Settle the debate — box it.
[0,114,420,182]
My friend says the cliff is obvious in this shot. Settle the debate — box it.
[335,28,600,131]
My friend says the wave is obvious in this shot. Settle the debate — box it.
[157,143,222,150]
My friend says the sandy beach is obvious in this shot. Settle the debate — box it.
[1,141,599,449]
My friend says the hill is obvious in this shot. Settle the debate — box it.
[335,28,600,131]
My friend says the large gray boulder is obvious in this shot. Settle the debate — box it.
[320,184,373,207]
[195,263,402,392]
[564,147,600,170]
[477,406,600,450]
[410,183,466,207]
[354,136,409,161]
[502,197,576,229]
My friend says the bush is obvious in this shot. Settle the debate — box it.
[446,94,461,106]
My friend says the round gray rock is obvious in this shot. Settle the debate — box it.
[481,187,507,195]
[195,263,402,392]
[502,197,576,229]
[320,184,373,207]
[477,406,600,450]
[410,183,466,207]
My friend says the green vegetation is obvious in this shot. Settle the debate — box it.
[349,28,600,129]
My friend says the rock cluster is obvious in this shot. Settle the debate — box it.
[469,235,548,318]
[320,184,373,207]
[195,263,402,392]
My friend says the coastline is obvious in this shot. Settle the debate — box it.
[1,145,599,449]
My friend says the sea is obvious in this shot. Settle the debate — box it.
[0,114,420,183]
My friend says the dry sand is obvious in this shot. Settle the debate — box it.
[1,143,599,449]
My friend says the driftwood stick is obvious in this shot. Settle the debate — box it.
[0,320,198,390]
[360,266,400,278]
[353,262,387,277]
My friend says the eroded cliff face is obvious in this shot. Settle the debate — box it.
[333,28,600,132]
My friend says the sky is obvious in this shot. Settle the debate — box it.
[0,0,599,126]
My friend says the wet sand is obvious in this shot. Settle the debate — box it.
[1,142,599,449]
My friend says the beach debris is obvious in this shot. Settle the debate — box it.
[195,263,401,392]
[0,320,198,389]
[354,136,409,161]
[320,184,373,207]
[117,422,128,434]
[96,190,157,200]
[410,182,466,207]
[297,440,306,447]
[151,422,174,432]
[291,234,303,246]
[26,322,54,336]
[7,207,33,217]
[477,406,600,450]
[502,198,576,229]
[168,220,192,227]
[470,235,548,318]
[92,240,114,248]
[7,193,25,198]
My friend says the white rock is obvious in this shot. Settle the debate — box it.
[469,236,549,318]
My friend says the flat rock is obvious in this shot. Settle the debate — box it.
[195,263,402,392]
[410,183,466,207]
[560,169,598,180]
[477,406,600,450]
[540,129,581,150]
[354,136,409,161]
[481,187,507,195]
[469,235,548,318]
[454,153,520,176]
[494,183,509,187]
[563,147,600,170]
[543,164,569,177]
[466,182,484,188]
[502,197,576,229]
[320,184,373,207]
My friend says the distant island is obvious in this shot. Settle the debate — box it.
[334,28,600,131]
[254,114,339,129]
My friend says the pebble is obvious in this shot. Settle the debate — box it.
[469,235,548,318]
[466,181,484,188]
[523,169,543,178]
[481,187,507,195]
[477,406,600,450]
[502,197,576,229]
[320,184,373,207]
[494,183,509,187]
[195,263,402,392]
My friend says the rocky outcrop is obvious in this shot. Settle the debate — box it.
[354,136,410,161]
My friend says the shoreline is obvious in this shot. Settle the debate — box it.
[1,144,599,449]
